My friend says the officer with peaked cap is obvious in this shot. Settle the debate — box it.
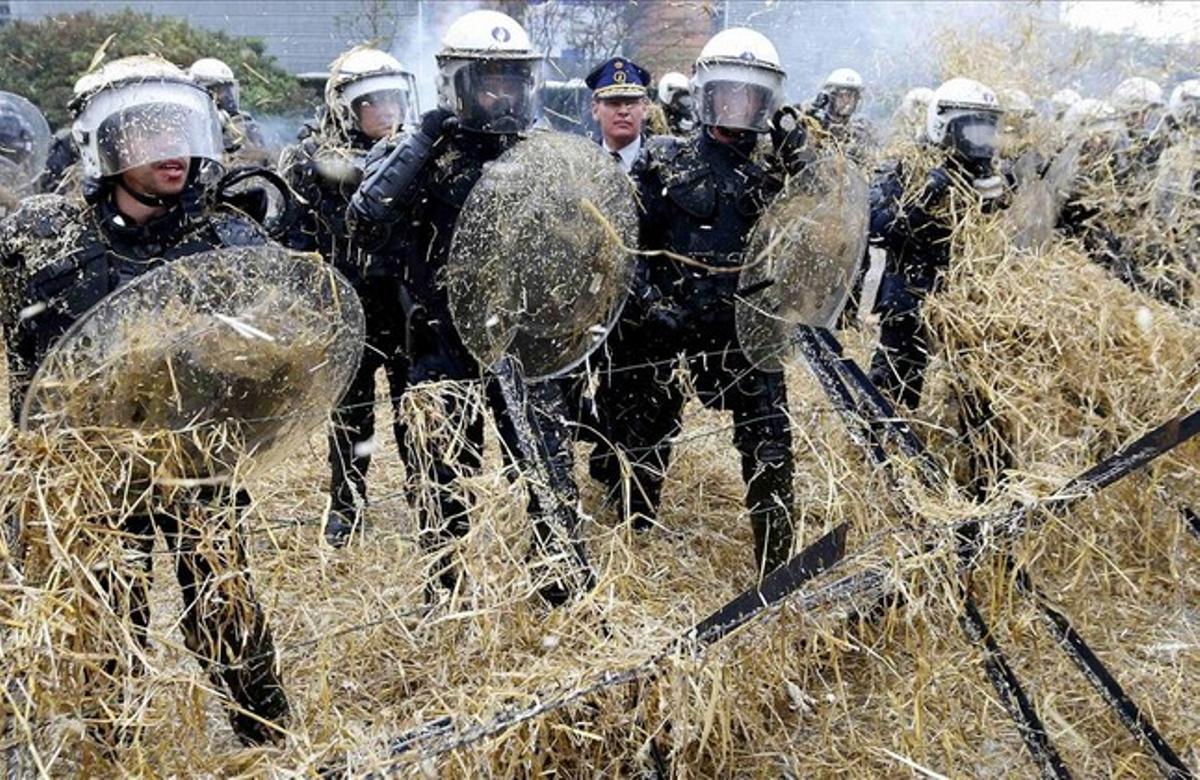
[586,56,651,173]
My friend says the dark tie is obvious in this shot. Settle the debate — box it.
[611,151,622,163]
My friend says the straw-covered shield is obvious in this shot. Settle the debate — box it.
[0,92,51,204]
[444,131,637,380]
[21,245,364,478]
[735,155,869,372]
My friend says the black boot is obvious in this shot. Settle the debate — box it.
[528,517,595,607]
[746,461,795,577]
[323,508,361,548]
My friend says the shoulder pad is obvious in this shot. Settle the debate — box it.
[3,197,95,279]
[296,120,320,143]
[3,195,78,240]
[363,135,402,171]
[643,134,685,164]
[209,206,271,248]
[873,158,901,179]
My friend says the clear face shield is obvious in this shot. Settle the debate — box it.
[828,86,860,119]
[693,60,784,134]
[452,58,540,134]
[341,71,418,138]
[0,109,35,165]
[1078,120,1129,169]
[945,112,1000,172]
[1183,102,1200,130]
[209,81,240,115]
[74,80,224,178]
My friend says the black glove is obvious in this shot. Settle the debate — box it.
[919,167,953,207]
[348,108,458,246]
[770,105,809,175]
[804,92,834,130]
[643,299,687,332]
[417,107,458,142]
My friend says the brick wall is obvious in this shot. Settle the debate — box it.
[626,1,723,80]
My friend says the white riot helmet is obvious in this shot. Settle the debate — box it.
[328,47,418,138]
[71,55,223,181]
[1062,98,1127,165]
[998,88,1034,118]
[1062,98,1122,136]
[926,77,1002,170]
[1111,76,1163,133]
[822,67,863,119]
[657,71,691,107]
[692,27,785,133]
[1167,79,1200,129]
[896,86,934,141]
[189,57,239,115]
[1050,88,1081,120]
[1111,77,1163,113]
[435,9,541,134]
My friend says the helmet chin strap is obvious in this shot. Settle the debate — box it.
[116,177,179,209]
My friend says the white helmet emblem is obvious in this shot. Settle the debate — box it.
[739,50,756,62]
[492,26,511,43]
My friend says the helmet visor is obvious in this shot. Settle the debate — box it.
[77,80,223,177]
[0,110,35,164]
[693,61,784,133]
[946,113,999,160]
[210,82,240,115]
[342,72,419,133]
[453,59,539,134]
[829,86,860,118]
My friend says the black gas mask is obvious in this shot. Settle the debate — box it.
[945,112,999,177]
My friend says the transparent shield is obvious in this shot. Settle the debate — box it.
[445,131,637,380]
[21,245,364,479]
[0,91,51,198]
[1152,141,1199,227]
[735,155,869,372]
[1005,142,1081,250]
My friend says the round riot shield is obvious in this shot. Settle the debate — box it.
[0,92,51,199]
[1152,141,1199,227]
[21,246,364,478]
[445,131,637,380]
[736,155,869,372]
[1004,143,1080,250]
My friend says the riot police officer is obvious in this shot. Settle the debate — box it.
[347,10,590,605]
[1054,98,1170,299]
[868,78,1015,499]
[280,46,418,546]
[189,57,268,160]
[1050,87,1082,123]
[868,77,1008,412]
[890,86,934,146]
[1161,80,1199,148]
[656,71,696,136]
[0,56,288,748]
[813,68,875,164]
[590,27,806,578]
[1110,76,1165,173]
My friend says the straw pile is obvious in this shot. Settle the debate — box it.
[3,27,1199,780]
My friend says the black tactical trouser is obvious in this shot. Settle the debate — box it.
[591,322,795,574]
[327,278,409,520]
[868,268,1011,500]
[98,491,287,747]
[868,268,936,411]
[406,340,588,597]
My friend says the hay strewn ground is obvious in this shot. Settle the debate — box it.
[3,13,1200,773]
[3,245,1198,776]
